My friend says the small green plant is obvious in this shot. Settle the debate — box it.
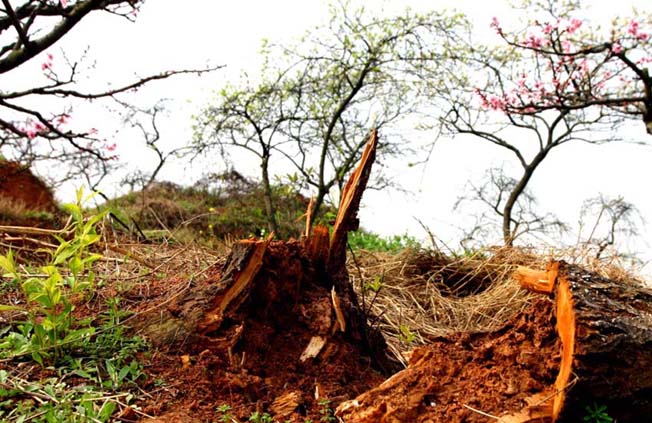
[583,403,614,423]
[363,274,384,294]
[0,187,107,365]
[248,411,274,423]
[102,358,145,390]
[216,404,235,423]
[62,305,148,390]
[398,324,417,345]
[318,399,337,422]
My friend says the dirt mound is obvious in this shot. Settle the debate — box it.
[336,297,560,422]
[0,160,57,226]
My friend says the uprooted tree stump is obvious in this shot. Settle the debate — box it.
[135,129,396,421]
[335,260,652,422]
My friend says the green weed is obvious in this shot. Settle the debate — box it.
[584,403,614,423]
[399,324,417,345]
[0,370,124,423]
[0,188,107,365]
[318,399,337,422]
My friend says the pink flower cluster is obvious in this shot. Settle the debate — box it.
[475,89,507,111]
[479,11,650,118]
[627,19,650,41]
[524,32,545,49]
[611,43,623,54]
[490,17,503,36]
[566,18,583,34]
[22,113,69,140]
[41,53,54,71]
[25,121,46,139]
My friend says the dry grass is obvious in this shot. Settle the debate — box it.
[348,244,647,366]
[3,212,645,369]
[348,246,545,366]
[0,196,55,223]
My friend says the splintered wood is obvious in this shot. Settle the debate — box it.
[328,128,377,284]
[197,236,271,334]
[336,260,652,422]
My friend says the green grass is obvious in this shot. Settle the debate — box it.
[347,230,420,253]
[100,175,335,243]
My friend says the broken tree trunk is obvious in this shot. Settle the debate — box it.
[518,261,652,422]
[336,260,652,423]
[135,129,392,421]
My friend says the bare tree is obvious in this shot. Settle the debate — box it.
[0,0,221,187]
[194,73,301,236]
[455,167,567,248]
[118,100,190,192]
[578,195,644,260]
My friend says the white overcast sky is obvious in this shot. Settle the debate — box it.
[18,0,652,272]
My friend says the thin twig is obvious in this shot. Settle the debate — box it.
[462,404,500,420]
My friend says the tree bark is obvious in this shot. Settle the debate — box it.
[336,260,652,422]
[260,153,280,237]
[502,149,550,246]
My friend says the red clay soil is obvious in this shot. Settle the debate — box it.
[336,297,561,423]
[126,240,387,422]
[0,160,58,227]
[0,161,56,212]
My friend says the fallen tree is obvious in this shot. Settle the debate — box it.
[335,260,652,422]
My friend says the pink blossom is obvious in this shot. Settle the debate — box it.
[33,122,46,132]
[561,40,572,53]
[524,33,543,48]
[542,23,554,35]
[611,43,623,54]
[490,17,503,35]
[26,128,37,139]
[55,114,69,126]
[60,0,67,7]
[88,127,98,135]
[487,94,506,111]
[41,53,54,71]
[627,19,639,37]
[517,77,527,91]
[106,143,117,152]
[567,18,582,34]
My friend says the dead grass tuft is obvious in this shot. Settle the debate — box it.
[348,244,646,366]
[349,246,543,366]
